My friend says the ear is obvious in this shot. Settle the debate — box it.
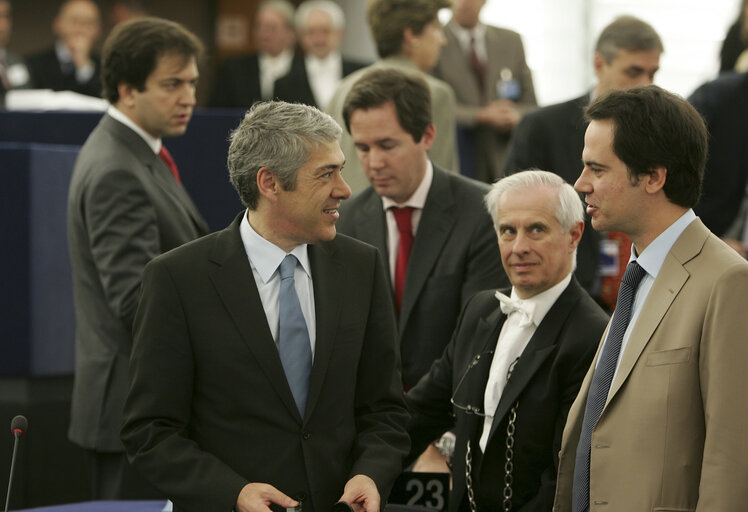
[421,123,436,150]
[256,166,280,203]
[643,165,667,195]
[568,220,584,252]
[403,27,418,48]
[117,82,137,109]
[593,51,605,77]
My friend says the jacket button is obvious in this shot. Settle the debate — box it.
[302,431,311,440]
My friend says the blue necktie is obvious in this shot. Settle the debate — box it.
[278,254,312,416]
[572,260,647,512]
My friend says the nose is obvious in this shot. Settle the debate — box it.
[574,168,591,194]
[436,26,447,47]
[367,147,386,171]
[334,171,351,200]
[512,231,531,254]
[181,84,197,106]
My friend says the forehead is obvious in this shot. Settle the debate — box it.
[298,140,344,171]
[582,119,616,157]
[60,0,98,19]
[149,53,198,79]
[350,101,407,137]
[497,186,560,225]
[257,6,287,26]
[304,9,333,28]
[609,48,661,68]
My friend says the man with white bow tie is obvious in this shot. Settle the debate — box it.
[406,169,608,512]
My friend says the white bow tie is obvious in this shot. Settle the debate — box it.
[495,291,535,328]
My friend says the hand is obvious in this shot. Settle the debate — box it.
[721,237,748,259]
[235,482,298,512]
[338,474,380,512]
[412,443,450,473]
[65,33,95,70]
[477,100,521,132]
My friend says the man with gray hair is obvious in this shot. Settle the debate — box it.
[211,0,301,107]
[274,0,366,109]
[122,101,410,512]
[503,15,663,311]
[406,169,608,512]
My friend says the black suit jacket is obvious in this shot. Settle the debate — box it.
[121,215,410,512]
[67,113,208,452]
[407,279,608,512]
[25,47,102,97]
[336,166,508,388]
[502,93,600,297]
[210,52,304,108]
[273,56,367,107]
[688,71,748,237]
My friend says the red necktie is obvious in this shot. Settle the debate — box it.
[158,146,181,183]
[599,231,632,311]
[468,37,485,93]
[391,207,414,313]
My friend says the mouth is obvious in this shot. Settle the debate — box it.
[323,207,340,220]
[510,262,537,272]
[585,199,598,216]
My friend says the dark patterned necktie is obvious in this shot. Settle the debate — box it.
[572,260,647,512]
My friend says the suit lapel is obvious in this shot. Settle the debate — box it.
[606,220,707,404]
[486,280,581,443]
[103,114,208,234]
[399,168,456,334]
[351,191,391,282]
[462,304,506,441]
[304,241,344,420]
[208,216,302,420]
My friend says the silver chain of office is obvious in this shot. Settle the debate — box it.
[465,360,519,512]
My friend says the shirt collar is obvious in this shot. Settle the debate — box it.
[54,40,72,64]
[305,52,341,71]
[510,272,573,326]
[381,159,433,211]
[630,209,696,279]
[259,49,293,67]
[449,21,486,50]
[240,210,311,283]
[107,105,162,154]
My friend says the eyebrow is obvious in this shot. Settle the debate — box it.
[583,159,610,168]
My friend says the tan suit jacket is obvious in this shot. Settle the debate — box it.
[554,219,748,512]
[433,20,536,182]
[326,56,459,194]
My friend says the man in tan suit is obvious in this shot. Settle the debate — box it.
[554,85,748,511]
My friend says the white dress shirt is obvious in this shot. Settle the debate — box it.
[259,49,294,100]
[239,211,316,357]
[599,209,696,388]
[305,52,343,110]
[478,273,572,451]
[449,22,488,64]
[381,160,434,286]
[107,105,162,155]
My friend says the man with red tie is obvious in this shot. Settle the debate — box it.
[337,67,507,393]
[66,17,208,499]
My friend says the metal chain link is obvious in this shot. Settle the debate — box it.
[503,401,518,512]
[464,358,520,512]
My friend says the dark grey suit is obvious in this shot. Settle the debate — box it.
[502,93,601,298]
[121,216,410,511]
[407,278,608,511]
[67,113,208,456]
[336,165,508,389]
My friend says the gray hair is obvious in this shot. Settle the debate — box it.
[295,0,344,31]
[228,101,342,209]
[595,15,663,63]
[258,0,296,26]
[485,169,584,232]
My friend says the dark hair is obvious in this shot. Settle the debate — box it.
[366,0,449,58]
[101,17,203,104]
[595,15,664,63]
[342,68,432,143]
[585,85,707,208]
